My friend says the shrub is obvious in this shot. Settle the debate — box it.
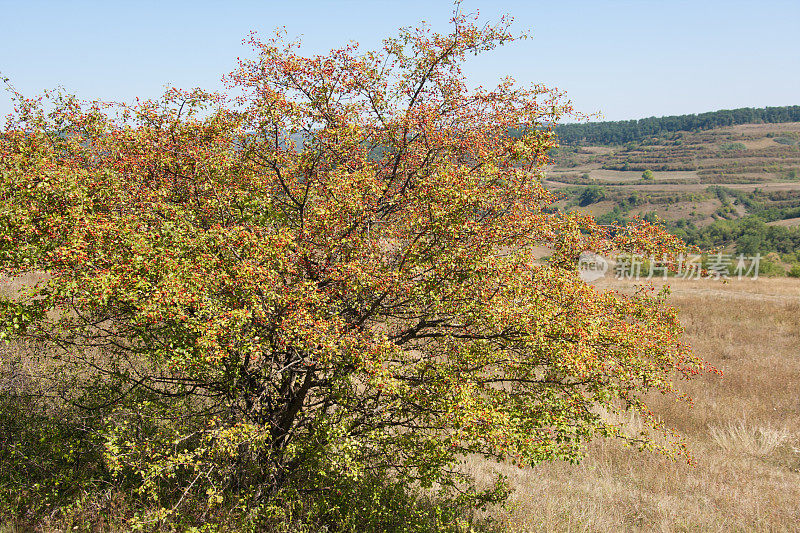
[757,258,786,278]
[719,142,747,151]
[578,185,607,206]
[0,11,713,530]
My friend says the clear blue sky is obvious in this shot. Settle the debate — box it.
[1,0,798,122]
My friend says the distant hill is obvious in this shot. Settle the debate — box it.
[544,120,800,261]
[555,106,800,145]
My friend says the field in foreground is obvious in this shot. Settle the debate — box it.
[2,277,798,531]
[469,277,800,532]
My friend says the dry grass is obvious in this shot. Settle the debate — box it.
[767,217,800,228]
[709,422,793,457]
[467,277,800,532]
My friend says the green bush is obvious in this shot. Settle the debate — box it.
[0,383,506,532]
[0,369,110,530]
[578,185,607,206]
[756,258,786,278]
[720,142,747,151]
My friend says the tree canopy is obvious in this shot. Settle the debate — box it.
[0,11,713,530]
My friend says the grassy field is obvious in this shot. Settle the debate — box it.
[468,277,800,531]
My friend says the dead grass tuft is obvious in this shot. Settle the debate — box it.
[709,421,795,457]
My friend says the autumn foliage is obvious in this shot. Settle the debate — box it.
[0,11,712,530]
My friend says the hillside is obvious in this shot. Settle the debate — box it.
[546,119,800,265]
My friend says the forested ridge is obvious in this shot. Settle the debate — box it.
[554,105,800,145]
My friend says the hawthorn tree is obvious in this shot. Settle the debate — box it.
[0,10,712,527]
